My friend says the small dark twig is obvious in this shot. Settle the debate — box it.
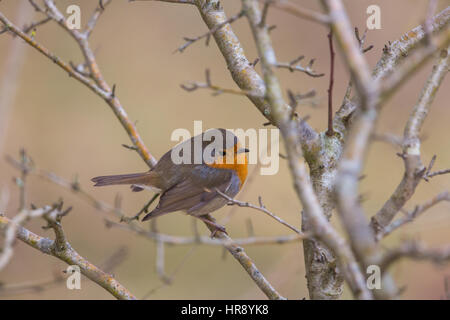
[23,17,51,34]
[176,10,245,53]
[275,55,324,77]
[354,27,373,53]
[120,193,160,222]
[250,57,260,67]
[259,0,272,27]
[423,155,450,181]
[121,144,139,151]
[110,84,116,99]
[28,0,45,13]
[181,69,263,97]
[326,29,335,137]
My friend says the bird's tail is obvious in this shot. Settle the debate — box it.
[91,172,157,188]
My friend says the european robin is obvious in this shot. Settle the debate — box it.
[91,129,249,234]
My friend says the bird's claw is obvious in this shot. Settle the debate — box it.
[210,225,227,238]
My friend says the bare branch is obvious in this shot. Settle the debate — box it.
[176,10,245,53]
[193,0,320,156]
[426,168,450,179]
[201,214,286,300]
[379,34,450,101]
[381,191,450,239]
[28,0,45,13]
[275,56,325,78]
[372,7,450,83]
[0,273,65,297]
[6,150,289,299]
[321,0,397,300]
[371,132,403,148]
[215,189,303,235]
[156,239,171,284]
[326,29,335,136]
[180,69,264,98]
[244,0,371,300]
[23,17,51,34]
[142,247,196,298]
[5,155,127,220]
[371,47,450,234]
[84,0,112,38]
[0,11,157,168]
[0,206,52,271]
[265,0,330,25]
[0,208,136,300]
[0,246,127,297]
[106,218,304,246]
[334,7,450,133]
[381,241,450,271]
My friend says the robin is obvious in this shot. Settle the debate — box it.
[91,129,249,234]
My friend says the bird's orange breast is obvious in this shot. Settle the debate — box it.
[207,156,248,187]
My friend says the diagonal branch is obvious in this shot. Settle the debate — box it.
[0,11,157,168]
[265,0,330,25]
[243,0,371,300]
[0,207,136,300]
[321,0,396,300]
[381,241,450,271]
[334,7,450,134]
[176,9,245,53]
[2,3,284,300]
[371,46,450,235]
[85,0,112,38]
[192,0,320,157]
[201,214,286,300]
[381,191,450,239]
[274,56,325,78]
[215,189,303,235]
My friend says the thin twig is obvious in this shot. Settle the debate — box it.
[245,0,371,300]
[0,207,136,300]
[84,0,112,38]
[371,46,450,235]
[381,240,450,271]
[0,7,157,168]
[381,191,450,239]
[264,0,330,25]
[176,10,245,53]
[106,218,304,246]
[181,69,264,98]
[326,29,335,136]
[321,0,394,300]
[23,17,51,34]
[275,57,325,78]
[215,189,303,235]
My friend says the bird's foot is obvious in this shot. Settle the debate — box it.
[196,216,228,237]
[210,224,228,238]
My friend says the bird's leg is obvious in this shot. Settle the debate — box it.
[196,215,228,237]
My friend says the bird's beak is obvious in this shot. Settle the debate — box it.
[237,147,250,154]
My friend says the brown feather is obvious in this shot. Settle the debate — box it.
[91,172,157,187]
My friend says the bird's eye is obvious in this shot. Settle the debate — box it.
[220,150,227,156]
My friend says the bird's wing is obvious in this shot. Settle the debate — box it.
[142,167,240,220]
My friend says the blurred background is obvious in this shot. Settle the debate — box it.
[0,0,449,300]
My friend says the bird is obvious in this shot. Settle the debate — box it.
[91,129,249,235]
